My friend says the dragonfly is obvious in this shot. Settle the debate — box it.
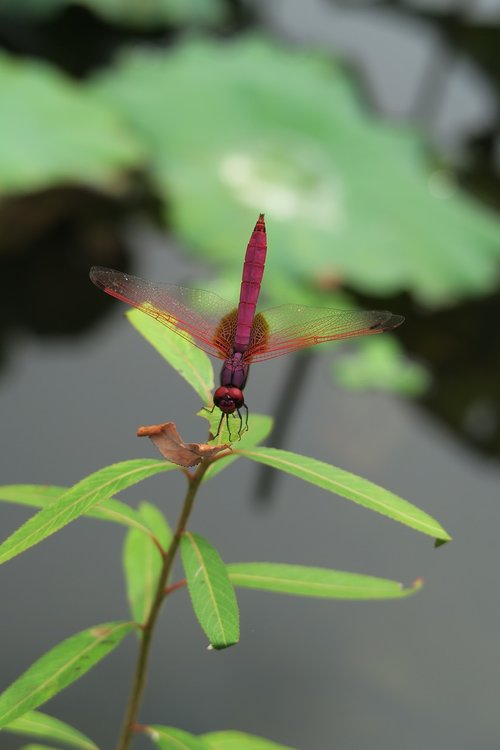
[90,214,404,437]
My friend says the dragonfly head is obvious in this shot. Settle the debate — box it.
[213,386,245,414]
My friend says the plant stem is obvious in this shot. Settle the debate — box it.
[116,459,210,750]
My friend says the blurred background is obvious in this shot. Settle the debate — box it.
[1,0,500,748]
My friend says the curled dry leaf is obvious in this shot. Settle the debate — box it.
[137,422,230,468]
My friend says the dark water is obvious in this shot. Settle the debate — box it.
[2,222,499,750]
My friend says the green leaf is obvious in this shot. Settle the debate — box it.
[0,460,177,566]
[0,484,154,535]
[0,0,227,28]
[0,622,135,728]
[180,532,239,649]
[19,745,60,750]
[3,709,98,749]
[238,447,451,543]
[137,501,172,548]
[127,309,214,406]
[146,725,210,750]
[90,36,500,307]
[200,412,274,481]
[91,497,156,532]
[332,336,431,396]
[124,502,172,624]
[200,409,272,445]
[200,406,247,447]
[202,731,297,750]
[0,52,143,196]
[0,485,63,507]
[227,562,421,600]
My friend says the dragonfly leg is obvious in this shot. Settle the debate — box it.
[214,410,225,439]
[224,413,237,442]
[235,410,243,440]
[222,412,242,442]
[232,405,249,441]
[242,403,249,433]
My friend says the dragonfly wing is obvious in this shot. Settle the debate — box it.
[245,304,404,363]
[90,267,237,360]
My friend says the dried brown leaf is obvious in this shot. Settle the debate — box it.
[137,422,230,468]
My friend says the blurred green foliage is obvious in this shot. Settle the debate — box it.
[1,19,499,400]
[89,36,500,307]
[332,336,431,395]
[0,52,143,194]
[1,32,498,306]
[0,0,226,27]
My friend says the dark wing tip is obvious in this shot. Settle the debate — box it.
[369,312,405,332]
[89,266,108,290]
[89,266,127,293]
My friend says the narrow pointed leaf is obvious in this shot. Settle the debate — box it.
[137,501,172,548]
[0,621,135,728]
[202,731,297,750]
[124,502,172,624]
[19,745,59,750]
[146,725,210,750]
[127,309,214,406]
[238,448,451,543]
[0,460,176,565]
[91,497,155,532]
[0,484,154,534]
[180,532,239,649]
[202,413,273,482]
[0,485,63,507]
[227,562,421,600]
[4,709,98,749]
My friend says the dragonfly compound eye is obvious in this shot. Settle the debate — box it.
[213,386,245,414]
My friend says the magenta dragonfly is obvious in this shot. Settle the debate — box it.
[90,214,403,436]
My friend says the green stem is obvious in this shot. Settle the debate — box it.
[116,459,210,750]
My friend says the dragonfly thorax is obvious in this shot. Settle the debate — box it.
[220,352,249,390]
[213,386,245,414]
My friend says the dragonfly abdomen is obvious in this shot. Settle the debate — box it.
[233,214,267,353]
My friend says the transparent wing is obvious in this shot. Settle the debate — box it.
[90,267,237,360]
[245,304,404,363]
